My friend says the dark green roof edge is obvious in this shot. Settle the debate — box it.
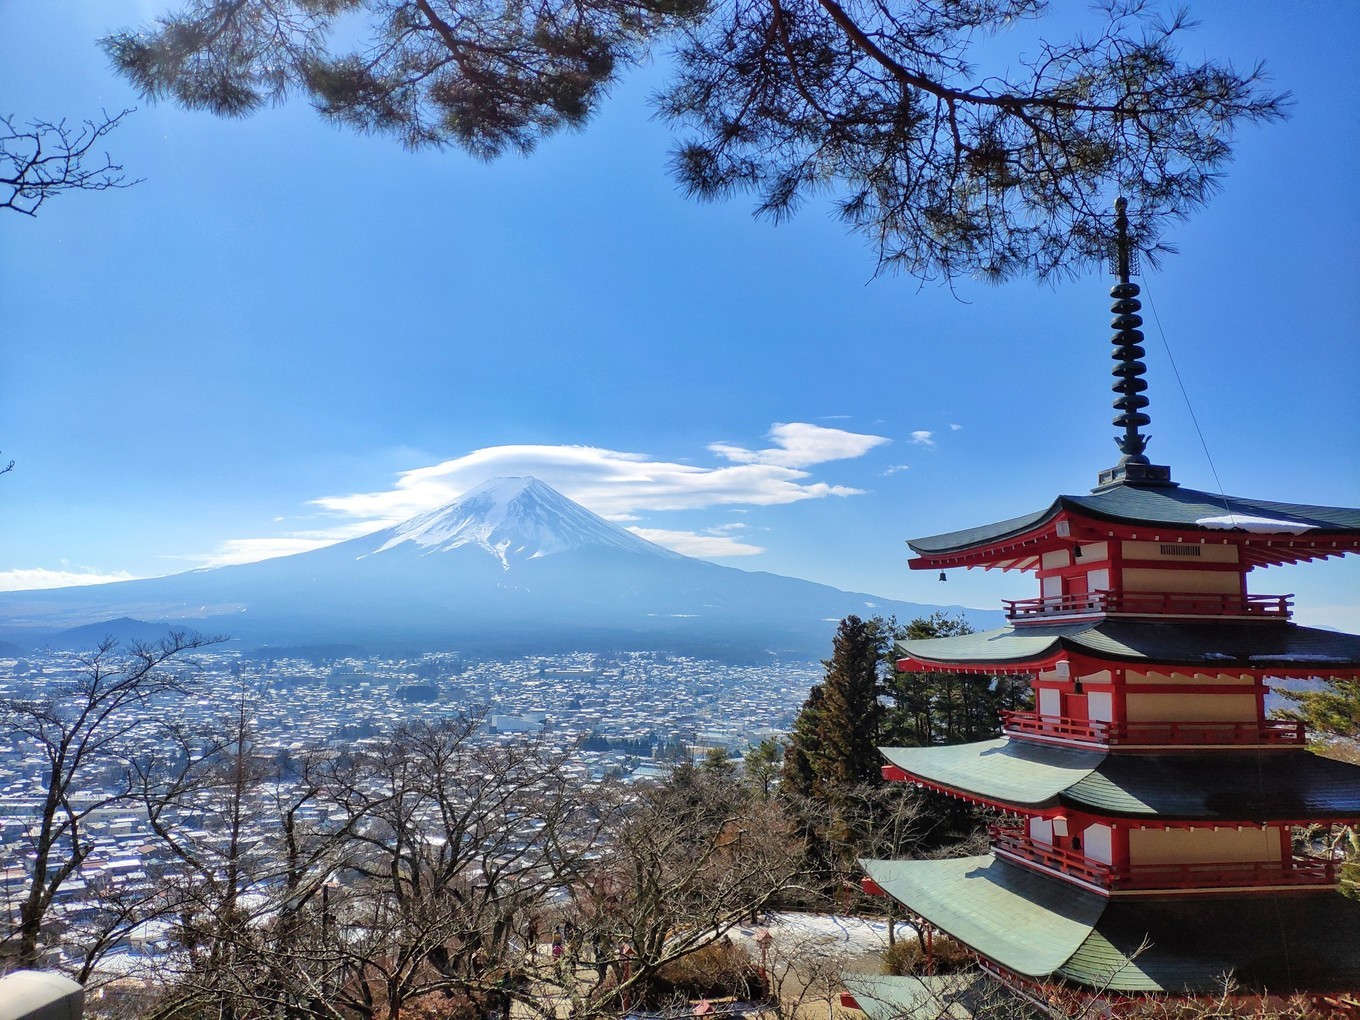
[840,974,987,1020]
[907,480,1360,557]
[879,741,1360,820]
[1063,748,1360,820]
[861,857,1360,994]
[896,621,1360,672]
[1058,891,1360,993]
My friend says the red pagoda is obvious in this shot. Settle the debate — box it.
[852,201,1360,1013]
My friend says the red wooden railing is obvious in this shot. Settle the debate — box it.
[989,825,1110,885]
[1000,711,1306,747]
[1003,590,1293,621]
[989,825,1338,891]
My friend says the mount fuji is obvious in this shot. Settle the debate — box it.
[0,478,989,658]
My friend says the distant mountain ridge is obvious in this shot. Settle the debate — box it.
[0,477,999,659]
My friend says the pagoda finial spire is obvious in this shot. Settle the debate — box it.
[1097,198,1174,489]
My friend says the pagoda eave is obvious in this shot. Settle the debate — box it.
[907,484,1360,571]
[882,743,1360,822]
[839,972,988,1020]
[894,621,1360,678]
[863,856,1360,995]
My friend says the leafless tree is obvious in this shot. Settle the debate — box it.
[1,111,139,216]
[140,715,606,1020]
[571,760,807,1014]
[0,632,220,971]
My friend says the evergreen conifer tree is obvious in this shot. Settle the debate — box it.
[101,0,1286,282]
[783,615,888,793]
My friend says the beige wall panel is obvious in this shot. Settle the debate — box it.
[1124,671,1252,686]
[1088,691,1114,722]
[1122,541,1239,564]
[1029,817,1054,845]
[1125,692,1257,722]
[1122,568,1241,593]
[1128,826,1281,865]
[1077,542,1109,562]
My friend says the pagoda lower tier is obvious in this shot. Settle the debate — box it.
[860,855,1360,996]
[879,741,1360,823]
[879,740,1360,896]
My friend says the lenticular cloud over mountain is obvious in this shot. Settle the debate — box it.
[0,477,984,658]
[372,477,681,567]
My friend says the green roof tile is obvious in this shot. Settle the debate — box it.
[908,481,1360,557]
[881,739,1360,820]
[1064,750,1360,820]
[896,621,1360,672]
[861,857,1360,995]
[840,974,985,1020]
[1059,893,1360,994]
[859,857,1106,978]
[881,741,1104,809]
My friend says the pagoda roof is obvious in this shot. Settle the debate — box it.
[861,856,1105,979]
[881,740,1102,810]
[906,480,1360,569]
[882,743,1360,822]
[862,855,1360,993]
[840,972,997,1020]
[1064,749,1360,821]
[895,620,1360,677]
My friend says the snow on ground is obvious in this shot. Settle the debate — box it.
[729,911,900,958]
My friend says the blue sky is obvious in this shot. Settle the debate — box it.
[2,1,1357,631]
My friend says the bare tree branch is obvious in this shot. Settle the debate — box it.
[1,109,141,216]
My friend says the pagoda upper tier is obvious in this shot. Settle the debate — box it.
[908,479,1360,571]
[908,479,1360,626]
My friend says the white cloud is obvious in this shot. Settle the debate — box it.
[315,426,886,525]
[191,537,345,568]
[949,423,963,431]
[0,567,139,591]
[705,522,752,535]
[627,528,765,557]
[909,431,935,446]
[882,464,911,475]
[708,422,889,469]
[180,424,885,569]
[177,520,383,569]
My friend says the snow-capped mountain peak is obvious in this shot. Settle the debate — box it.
[371,476,681,568]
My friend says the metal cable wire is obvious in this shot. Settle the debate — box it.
[1139,275,1235,517]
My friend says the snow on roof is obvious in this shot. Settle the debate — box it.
[1194,514,1318,534]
